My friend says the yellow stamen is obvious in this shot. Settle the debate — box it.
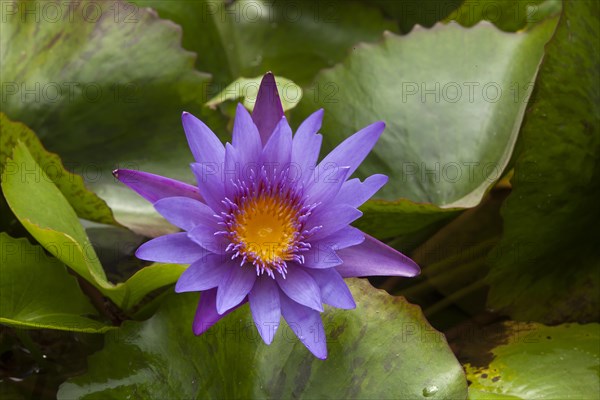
[233,194,297,265]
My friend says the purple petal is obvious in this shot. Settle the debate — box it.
[181,111,225,164]
[308,204,363,242]
[317,121,385,177]
[314,226,365,250]
[233,103,262,165]
[187,224,227,254]
[302,244,342,269]
[335,174,388,207]
[192,289,246,335]
[136,232,206,263]
[154,197,217,232]
[306,268,356,310]
[113,169,202,204]
[261,116,293,170]
[335,233,420,278]
[303,226,365,269]
[292,109,324,186]
[223,143,241,199]
[275,267,323,312]
[305,166,350,205]
[190,162,225,212]
[249,277,281,345]
[175,255,231,293]
[252,72,285,144]
[280,292,327,359]
[216,265,257,314]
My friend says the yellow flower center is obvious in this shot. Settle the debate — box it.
[233,194,298,266]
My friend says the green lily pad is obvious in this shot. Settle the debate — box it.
[1,143,184,310]
[0,0,217,236]
[0,113,119,226]
[295,19,557,208]
[0,233,111,333]
[459,322,600,399]
[206,75,302,112]
[57,279,468,399]
[132,0,397,86]
[487,0,600,323]
[0,0,209,159]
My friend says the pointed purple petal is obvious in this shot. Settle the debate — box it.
[187,224,227,254]
[292,109,324,186]
[302,244,342,269]
[308,205,363,241]
[280,292,327,359]
[190,162,225,212]
[154,197,217,232]
[182,111,226,211]
[305,166,350,205]
[252,72,284,144]
[135,232,206,263]
[193,289,246,335]
[303,227,365,269]
[233,103,262,164]
[315,226,365,250]
[216,265,257,314]
[113,169,202,204]
[317,121,385,177]
[261,116,292,169]
[249,277,281,345]
[275,267,323,312]
[336,233,420,278]
[175,254,231,293]
[335,174,388,207]
[181,111,225,164]
[223,143,241,199]
[306,268,356,310]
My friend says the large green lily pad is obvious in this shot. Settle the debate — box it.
[0,233,111,333]
[458,322,600,399]
[0,0,209,159]
[57,279,468,399]
[487,0,600,323]
[295,19,557,208]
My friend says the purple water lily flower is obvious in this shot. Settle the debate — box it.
[114,73,419,359]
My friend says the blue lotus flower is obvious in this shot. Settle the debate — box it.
[114,73,419,359]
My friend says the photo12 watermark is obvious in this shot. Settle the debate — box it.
[2,82,139,104]
[1,1,140,23]
[401,81,535,104]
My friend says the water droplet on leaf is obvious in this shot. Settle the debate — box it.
[422,385,438,397]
